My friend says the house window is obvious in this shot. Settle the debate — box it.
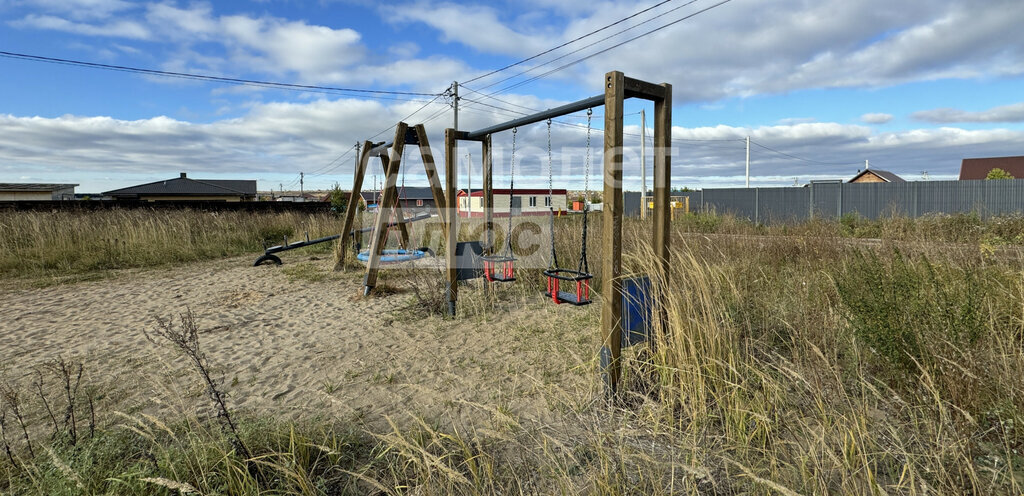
[545,197,552,207]
[529,196,537,207]
[416,199,423,207]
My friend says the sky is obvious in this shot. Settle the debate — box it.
[1,0,1023,193]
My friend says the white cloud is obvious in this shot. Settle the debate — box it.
[861,113,893,124]
[16,0,135,20]
[2,100,1023,190]
[384,2,550,57]
[441,0,1024,102]
[11,13,150,38]
[912,103,1024,123]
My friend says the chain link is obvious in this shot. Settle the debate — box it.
[505,128,517,255]
[584,108,592,202]
[547,119,553,206]
[547,119,558,269]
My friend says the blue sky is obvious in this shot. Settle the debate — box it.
[1,0,1023,193]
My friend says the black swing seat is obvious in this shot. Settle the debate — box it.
[482,254,516,282]
[544,268,593,306]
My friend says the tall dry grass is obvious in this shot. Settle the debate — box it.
[2,211,1023,494]
[0,209,339,282]
[620,223,1024,493]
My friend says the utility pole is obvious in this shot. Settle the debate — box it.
[299,172,304,197]
[452,81,459,219]
[452,81,459,132]
[467,151,472,215]
[641,108,647,219]
[353,142,361,190]
[745,136,750,188]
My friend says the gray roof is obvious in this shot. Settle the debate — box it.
[361,186,437,202]
[848,169,905,183]
[0,183,78,192]
[103,176,256,197]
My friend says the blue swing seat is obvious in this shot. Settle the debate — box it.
[356,249,427,263]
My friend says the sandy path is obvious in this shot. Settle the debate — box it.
[0,255,596,429]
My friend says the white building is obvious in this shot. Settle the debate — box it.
[457,188,568,217]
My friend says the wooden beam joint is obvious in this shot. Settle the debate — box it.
[623,76,667,101]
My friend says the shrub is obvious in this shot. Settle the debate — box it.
[835,249,987,377]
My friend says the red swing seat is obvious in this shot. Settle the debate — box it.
[481,254,516,282]
[543,268,593,306]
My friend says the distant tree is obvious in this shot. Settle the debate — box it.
[328,183,349,214]
[671,186,693,193]
[986,168,1014,180]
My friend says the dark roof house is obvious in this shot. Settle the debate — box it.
[103,173,257,201]
[959,156,1024,180]
[848,169,905,183]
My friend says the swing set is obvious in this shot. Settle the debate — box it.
[444,70,673,394]
[478,109,596,306]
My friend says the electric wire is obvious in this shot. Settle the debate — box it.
[311,91,450,179]
[750,141,862,166]
[0,50,443,98]
[495,0,732,95]
[476,0,703,93]
[461,0,678,85]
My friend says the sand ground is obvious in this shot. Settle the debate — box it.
[0,254,599,430]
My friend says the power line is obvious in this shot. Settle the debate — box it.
[750,141,862,166]
[477,0,702,93]
[366,91,450,143]
[496,0,732,95]
[461,0,679,85]
[0,50,442,98]
[311,91,451,178]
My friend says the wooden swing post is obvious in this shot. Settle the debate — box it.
[335,140,374,271]
[363,123,408,295]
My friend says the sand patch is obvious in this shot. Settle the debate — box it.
[0,254,598,431]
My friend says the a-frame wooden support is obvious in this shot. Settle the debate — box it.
[335,122,452,296]
[362,122,408,293]
[335,140,374,271]
[376,151,410,250]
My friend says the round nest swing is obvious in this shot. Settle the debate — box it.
[356,249,428,264]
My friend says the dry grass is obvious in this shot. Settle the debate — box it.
[0,209,340,284]
[2,210,1023,494]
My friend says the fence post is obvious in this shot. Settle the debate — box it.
[754,187,759,224]
[809,182,814,220]
[838,182,843,218]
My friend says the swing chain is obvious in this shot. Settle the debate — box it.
[578,109,592,274]
[584,108,592,196]
[547,119,558,270]
[505,128,517,256]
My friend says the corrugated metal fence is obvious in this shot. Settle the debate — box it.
[625,179,1024,222]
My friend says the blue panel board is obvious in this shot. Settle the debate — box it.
[621,276,652,348]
